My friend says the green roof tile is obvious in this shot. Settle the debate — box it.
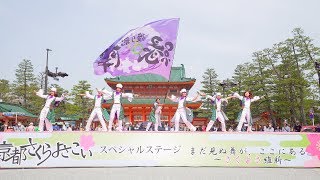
[0,102,37,118]
[105,64,195,83]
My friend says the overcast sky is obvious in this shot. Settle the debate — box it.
[1,0,320,94]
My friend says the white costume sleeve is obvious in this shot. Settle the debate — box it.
[102,90,113,100]
[85,91,95,99]
[170,95,179,102]
[102,94,113,100]
[36,89,48,99]
[122,93,133,102]
[233,92,243,100]
[55,95,65,101]
[206,95,216,101]
[222,97,229,103]
[251,96,260,102]
[186,96,197,102]
[186,93,202,102]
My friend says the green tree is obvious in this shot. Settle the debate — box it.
[251,51,277,125]
[37,72,45,89]
[0,79,11,102]
[26,82,44,115]
[230,62,263,122]
[232,64,246,94]
[70,80,93,127]
[230,28,320,126]
[198,68,220,118]
[291,28,320,123]
[200,68,220,95]
[13,59,36,107]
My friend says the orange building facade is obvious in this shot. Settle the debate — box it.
[103,65,207,126]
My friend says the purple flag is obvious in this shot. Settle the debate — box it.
[93,18,179,80]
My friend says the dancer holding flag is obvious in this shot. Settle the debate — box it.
[35,88,66,132]
[79,88,109,131]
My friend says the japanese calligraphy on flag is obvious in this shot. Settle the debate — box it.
[93,18,179,80]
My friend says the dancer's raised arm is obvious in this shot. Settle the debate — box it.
[35,89,48,99]
[84,91,94,99]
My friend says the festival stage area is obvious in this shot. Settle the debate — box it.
[0,132,320,168]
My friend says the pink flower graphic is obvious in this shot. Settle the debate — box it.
[306,134,320,160]
[304,156,320,167]
[225,156,230,163]
[245,156,251,164]
[79,135,95,151]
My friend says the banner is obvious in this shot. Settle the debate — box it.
[93,18,179,80]
[0,132,320,168]
[2,112,25,116]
